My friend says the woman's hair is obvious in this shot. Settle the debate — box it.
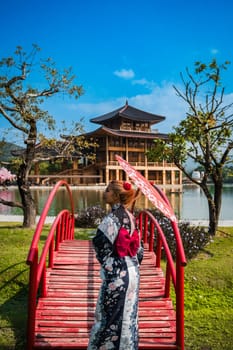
[108,180,139,207]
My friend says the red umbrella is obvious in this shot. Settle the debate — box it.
[115,155,177,222]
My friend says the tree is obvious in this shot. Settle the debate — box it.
[0,45,92,227]
[147,59,233,235]
[223,165,233,183]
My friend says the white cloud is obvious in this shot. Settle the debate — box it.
[128,83,187,132]
[113,68,135,79]
[64,82,187,133]
[48,81,233,136]
[132,78,148,86]
[210,48,219,55]
[132,78,156,90]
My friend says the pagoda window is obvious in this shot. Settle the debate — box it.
[109,137,117,146]
[109,137,125,147]
[134,140,140,148]
[121,121,131,130]
[109,152,116,162]
[129,152,138,163]
[140,140,145,147]
[128,139,134,147]
[135,123,140,131]
[144,122,150,131]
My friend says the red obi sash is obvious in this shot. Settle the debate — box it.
[114,227,140,258]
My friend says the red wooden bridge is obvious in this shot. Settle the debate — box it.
[26,180,186,350]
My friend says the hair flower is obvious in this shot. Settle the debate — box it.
[123,182,131,190]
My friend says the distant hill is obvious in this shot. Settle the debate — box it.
[0,142,24,163]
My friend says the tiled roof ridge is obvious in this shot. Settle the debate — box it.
[119,100,129,114]
[91,105,165,124]
[99,125,168,139]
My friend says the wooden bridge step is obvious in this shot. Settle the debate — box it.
[33,240,177,349]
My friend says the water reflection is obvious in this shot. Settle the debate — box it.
[0,185,232,220]
[0,189,16,214]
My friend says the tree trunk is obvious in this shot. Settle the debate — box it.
[18,162,36,228]
[213,179,223,224]
[18,181,36,227]
[201,180,223,236]
[17,121,38,228]
[21,186,37,227]
[207,199,218,236]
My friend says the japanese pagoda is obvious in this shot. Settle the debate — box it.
[80,102,182,186]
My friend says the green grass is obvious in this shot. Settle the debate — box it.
[0,223,92,349]
[0,223,232,349]
[184,228,233,350]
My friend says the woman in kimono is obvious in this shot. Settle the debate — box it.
[88,180,143,350]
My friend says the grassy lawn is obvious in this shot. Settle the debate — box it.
[0,222,232,349]
[184,227,233,350]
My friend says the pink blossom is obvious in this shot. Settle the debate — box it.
[0,167,16,184]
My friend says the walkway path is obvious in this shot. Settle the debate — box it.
[33,239,177,349]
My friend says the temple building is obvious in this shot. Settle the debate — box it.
[79,102,182,187]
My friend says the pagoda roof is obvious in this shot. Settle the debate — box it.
[90,102,165,125]
[85,126,168,140]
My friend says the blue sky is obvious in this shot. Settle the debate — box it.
[1,0,233,135]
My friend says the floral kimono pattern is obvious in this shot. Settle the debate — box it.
[87,204,143,350]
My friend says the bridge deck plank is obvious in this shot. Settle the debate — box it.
[34,240,177,350]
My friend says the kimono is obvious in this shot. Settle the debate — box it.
[87,204,143,350]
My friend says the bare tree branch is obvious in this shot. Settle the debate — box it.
[0,197,23,209]
[0,105,28,133]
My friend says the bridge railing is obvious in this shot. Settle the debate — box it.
[26,180,75,350]
[137,208,186,350]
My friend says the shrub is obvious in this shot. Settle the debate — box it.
[75,205,106,228]
[75,207,210,260]
[148,209,210,260]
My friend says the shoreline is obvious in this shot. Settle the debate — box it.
[1,183,233,191]
[1,185,232,226]
[0,185,184,192]
[0,215,232,227]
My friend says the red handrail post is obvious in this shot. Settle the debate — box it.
[41,262,47,298]
[49,236,54,268]
[149,220,154,252]
[55,219,61,251]
[26,248,38,350]
[70,214,75,239]
[164,263,171,298]
[144,213,148,245]
[65,212,69,239]
[26,181,75,349]
[176,257,185,350]
[137,209,186,350]
[61,214,65,241]
[172,220,186,350]
[155,235,162,268]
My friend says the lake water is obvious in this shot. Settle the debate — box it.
[0,185,232,221]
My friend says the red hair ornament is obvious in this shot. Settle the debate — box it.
[123,182,131,190]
